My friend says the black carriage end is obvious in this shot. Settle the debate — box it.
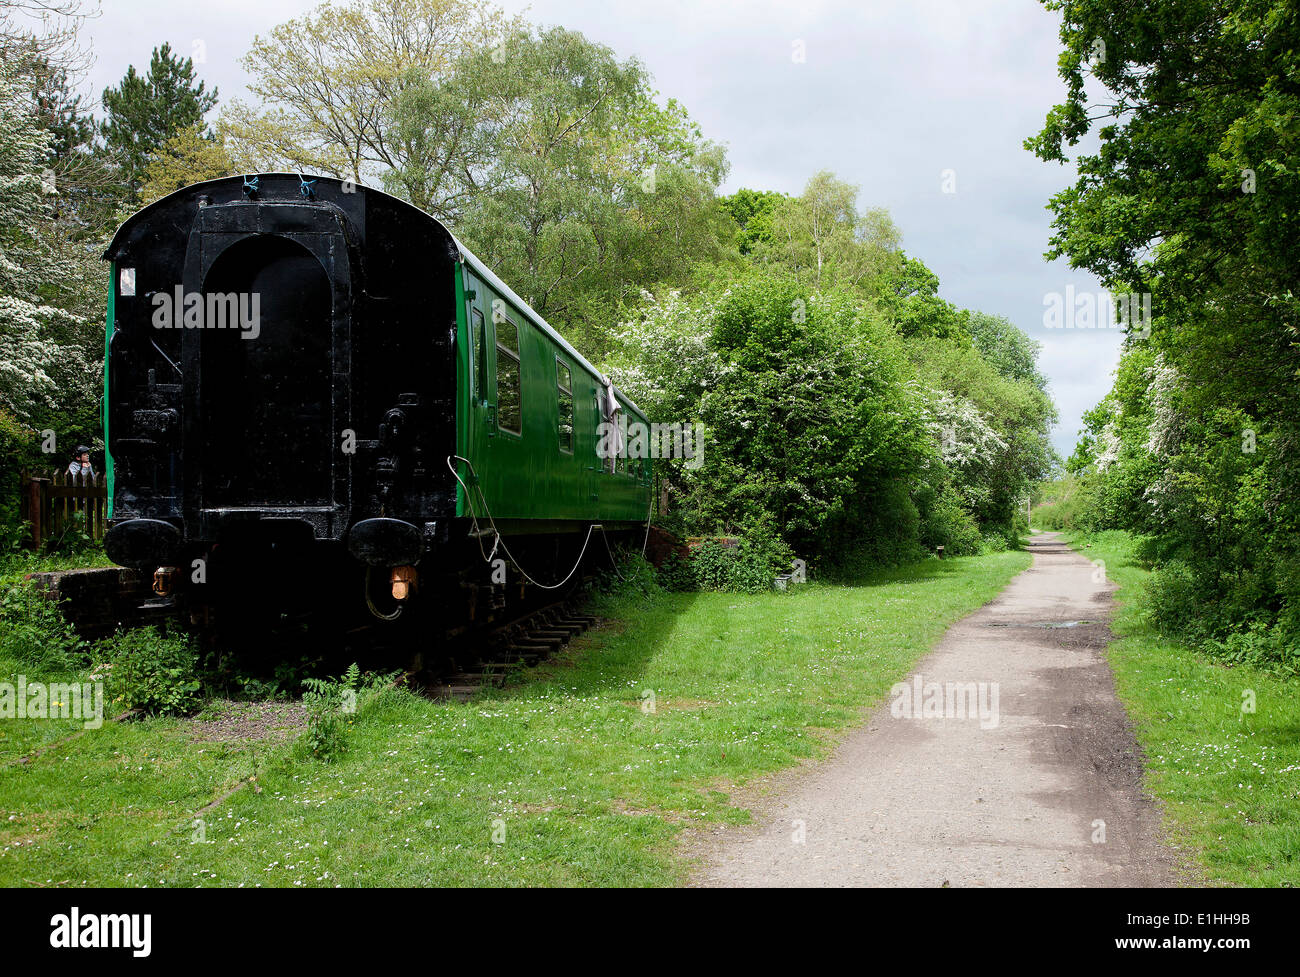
[103,175,461,570]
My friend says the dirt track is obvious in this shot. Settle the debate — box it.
[692,532,1180,887]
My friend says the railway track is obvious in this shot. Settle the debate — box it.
[415,597,599,701]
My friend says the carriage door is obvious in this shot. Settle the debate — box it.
[182,201,354,540]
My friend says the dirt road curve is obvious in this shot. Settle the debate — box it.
[692,532,1178,887]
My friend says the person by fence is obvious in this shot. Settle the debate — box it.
[67,445,95,479]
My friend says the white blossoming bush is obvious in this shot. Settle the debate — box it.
[922,388,1007,512]
[607,278,943,569]
[0,61,93,423]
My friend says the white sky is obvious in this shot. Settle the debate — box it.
[77,0,1124,456]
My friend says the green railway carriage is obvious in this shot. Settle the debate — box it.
[454,244,653,532]
[101,173,651,623]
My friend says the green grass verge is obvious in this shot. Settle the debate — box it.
[0,547,115,585]
[0,549,1028,887]
[1061,529,1300,887]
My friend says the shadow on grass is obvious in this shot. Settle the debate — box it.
[483,553,1000,703]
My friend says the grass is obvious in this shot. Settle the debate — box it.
[0,545,115,585]
[1062,529,1300,887]
[0,549,1029,887]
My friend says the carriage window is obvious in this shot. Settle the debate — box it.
[471,308,486,399]
[556,360,573,453]
[495,309,521,434]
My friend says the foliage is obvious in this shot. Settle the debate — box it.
[0,53,92,427]
[226,0,516,211]
[0,19,110,500]
[0,578,84,669]
[636,280,927,561]
[685,528,795,595]
[915,480,982,556]
[1029,0,1300,657]
[592,548,661,600]
[138,122,236,207]
[453,25,730,357]
[968,311,1048,390]
[610,268,1052,569]
[100,42,217,205]
[297,663,395,763]
[719,187,785,255]
[873,254,969,341]
[751,170,901,294]
[298,663,359,763]
[1031,474,1092,531]
[100,626,200,716]
[908,334,1056,535]
[655,549,696,592]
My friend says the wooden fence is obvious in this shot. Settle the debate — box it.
[19,470,108,549]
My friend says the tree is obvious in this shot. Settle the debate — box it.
[0,1,92,78]
[720,188,785,255]
[610,278,935,566]
[0,4,104,497]
[1028,0,1300,659]
[906,332,1056,532]
[101,42,218,204]
[968,312,1047,390]
[138,123,236,206]
[454,25,729,354]
[0,54,93,427]
[753,171,901,295]
[21,49,117,239]
[225,0,517,214]
[873,254,969,340]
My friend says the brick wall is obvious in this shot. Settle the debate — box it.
[24,568,164,640]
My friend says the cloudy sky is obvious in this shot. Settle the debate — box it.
[76,0,1123,456]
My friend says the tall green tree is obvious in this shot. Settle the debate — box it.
[225,0,517,212]
[1028,0,1300,658]
[454,25,729,354]
[968,311,1047,390]
[101,42,217,204]
[749,171,901,295]
[720,188,785,255]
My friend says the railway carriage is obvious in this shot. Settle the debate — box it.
[101,173,652,631]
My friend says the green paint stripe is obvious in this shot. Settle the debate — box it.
[453,262,467,518]
[103,264,115,519]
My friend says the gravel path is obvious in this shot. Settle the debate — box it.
[691,532,1179,887]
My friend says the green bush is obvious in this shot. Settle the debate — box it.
[296,663,396,763]
[685,529,796,594]
[0,580,85,670]
[1205,621,1300,676]
[655,550,696,591]
[101,627,201,716]
[1144,560,1204,639]
[688,539,740,591]
[917,486,982,556]
[980,532,1009,553]
[298,663,361,763]
[594,549,661,599]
